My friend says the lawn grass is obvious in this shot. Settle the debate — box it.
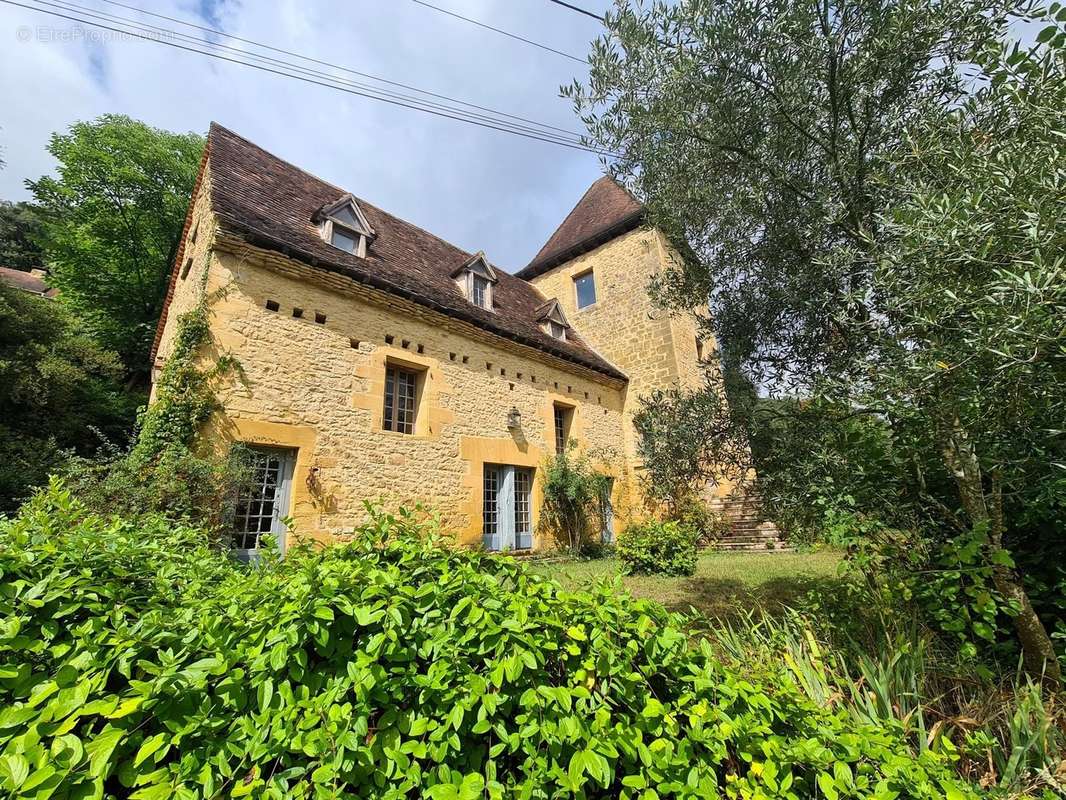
[532,549,844,620]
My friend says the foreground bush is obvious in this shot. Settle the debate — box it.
[617,519,698,577]
[0,482,984,798]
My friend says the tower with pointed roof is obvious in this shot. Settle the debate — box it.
[518,177,717,503]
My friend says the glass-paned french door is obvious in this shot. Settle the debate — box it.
[233,446,295,561]
[483,464,534,551]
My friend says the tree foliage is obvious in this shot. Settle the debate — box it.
[28,115,203,376]
[0,200,45,270]
[572,0,1064,680]
[0,283,137,513]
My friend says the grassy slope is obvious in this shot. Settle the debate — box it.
[533,550,844,620]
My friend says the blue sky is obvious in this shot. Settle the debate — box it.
[0,0,614,270]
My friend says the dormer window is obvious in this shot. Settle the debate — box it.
[452,251,498,311]
[535,298,570,342]
[316,194,375,259]
[331,227,358,254]
[472,274,491,308]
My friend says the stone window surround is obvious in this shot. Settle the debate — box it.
[351,346,452,440]
[573,268,597,310]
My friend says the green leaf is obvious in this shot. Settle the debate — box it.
[86,726,124,779]
[2,754,29,789]
[818,771,839,800]
[134,733,167,767]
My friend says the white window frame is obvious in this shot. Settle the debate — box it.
[483,464,534,551]
[232,446,295,562]
[471,273,492,309]
[324,218,368,258]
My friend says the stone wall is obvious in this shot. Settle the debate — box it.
[527,229,707,472]
[151,162,216,391]
[157,228,632,549]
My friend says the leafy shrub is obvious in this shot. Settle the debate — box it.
[538,445,613,554]
[672,496,729,547]
[617,519,698,577]
[0,481,987,799]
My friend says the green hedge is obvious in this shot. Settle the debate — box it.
[617,520,699,577]
[0,481,981,798]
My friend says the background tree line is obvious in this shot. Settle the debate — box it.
[0,115,203,512]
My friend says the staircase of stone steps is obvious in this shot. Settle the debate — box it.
[713,492,792,553]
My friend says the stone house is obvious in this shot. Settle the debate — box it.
[151,123,723,556]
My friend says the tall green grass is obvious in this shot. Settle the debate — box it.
[706,611,1064,798]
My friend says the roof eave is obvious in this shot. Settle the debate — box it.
[517,210,645,280]
[217,217,628,383]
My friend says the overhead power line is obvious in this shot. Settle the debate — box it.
[546,0,605,23]
[35,0,583,144]
[409,0,586,63]
[4,0,614,155]
[93,0,584,138]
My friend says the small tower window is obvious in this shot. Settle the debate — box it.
[574,270,597,309]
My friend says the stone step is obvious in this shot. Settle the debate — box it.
[715,544,794,553]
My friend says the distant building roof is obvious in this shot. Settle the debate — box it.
[517,176,644,280]
[0,267,57,297]
[154,123,625,380]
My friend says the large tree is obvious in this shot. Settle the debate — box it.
[572,0,1063,680]
[28,115,203,378]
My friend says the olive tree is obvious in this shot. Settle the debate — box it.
[570,0,1063,679]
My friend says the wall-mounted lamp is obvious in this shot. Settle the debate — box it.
[506,407,522,430]
[306,465,321,493]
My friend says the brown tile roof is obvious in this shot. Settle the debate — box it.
[517,176,643,279]
[0,267,57,297]
[197,124,625,381]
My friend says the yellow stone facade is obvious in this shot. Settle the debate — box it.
[526,228,728,500]
[154,180,716,550]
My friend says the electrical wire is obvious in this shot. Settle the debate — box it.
[408,0,586,63]
[5,0,614,155]
[35,0,586,145]
[546,0,605,23]
[93,0,586,138]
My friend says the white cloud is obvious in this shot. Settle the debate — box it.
[0,0,613,269]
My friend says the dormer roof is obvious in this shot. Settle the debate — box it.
[534,298,569,328]
[450,251,498,282]
[315,194,375,238]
